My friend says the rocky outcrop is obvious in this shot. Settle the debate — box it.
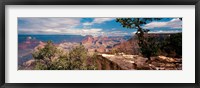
[112,37,140,55]
[57,42,80,52]
[18,36,40,50]
[81,35,94,44]
[19,59,36,70]
[101,54,144,70]
[101,54,182,70]
[81,35,130,53]
[95,55,123,70]
[18,36,41,66]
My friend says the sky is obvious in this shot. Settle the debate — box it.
[18,17,182,36]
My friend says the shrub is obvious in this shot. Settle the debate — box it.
[138,36,160,60]
[32,40,57,60]
[33,42,97,70]
[160,33,182,57]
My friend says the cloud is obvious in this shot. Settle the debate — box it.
[83,18,115,26]
[19,17,182,36]
[18,17,114,36]
[19,28,103,36]
[19,27,131,36]
[18,17,88,35]
[99,31,130,36]
[78,28,103,36]
[143,18,182,29]
[148,30,182,33]
[83,22,93,26]
[108,31,129,36]
[18,17,81,30]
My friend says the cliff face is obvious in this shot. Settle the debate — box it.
[18,36,40,50]
[95,55,123,70]
[81,35,130,53]
[100,54,182,70]
[18,37,41,65]
[81,35,94,44]
[112,37,140,55]
[19,33,182,70]
[19,59,36,70]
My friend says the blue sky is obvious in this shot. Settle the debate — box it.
[18,17,182,36]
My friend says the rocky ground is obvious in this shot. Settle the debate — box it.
[20,53,182,70]
[101,54,182,70]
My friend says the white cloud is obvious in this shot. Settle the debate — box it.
[143,18,182,29]
[148,30,182,33]
[83,22,93,26]
[19,17,81,30]
[100,31,129,36]
[83,18,115,26]
[19,17,115,36]
[44,29,61,33]
[19,28,103,36]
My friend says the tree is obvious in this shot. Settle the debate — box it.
[32,40,56,60]
[160,33,182,57]
[32,40,57,69]
[68,45,88,70]
[116,18,162,60]
[116,18,182,60]
[32,41,97,70]
[139,36,160,59]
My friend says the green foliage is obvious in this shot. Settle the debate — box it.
[66,45,97,70]
[69,45,87,62]
[33,42,97,70]
[138,36,160,59]
[116,18,161,29]
[116,18,163,60]
[160,33,182,57]
[68,45,88,70]
[34,60,47,70]
[116,18,182,59]
[49,57,70,70]
[168,33,182,56]
[32,40,57,60]
[137,33,182,58]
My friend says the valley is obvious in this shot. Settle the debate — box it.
[18,33,182,70]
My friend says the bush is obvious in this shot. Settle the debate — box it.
[33,42,97,70]
[69,45,97,70]
[34,60,47,70]
[138,33,182,58]
[32,40,57,69]
[160,33,182,57]
[138,36,160,60]
[32,40,57,60]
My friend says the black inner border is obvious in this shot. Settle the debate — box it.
[0,0,199,88]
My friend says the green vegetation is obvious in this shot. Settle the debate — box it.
[159,33,182,57]
[138,36,160,58]
[116,18,182,59]
[32,40,57,69]
[116,18,162,60]
[139,33,182,58]
[32,41,97,70]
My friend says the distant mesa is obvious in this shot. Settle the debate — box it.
[18,36,40,50]
[81,35,94,44]
[81,35,131,53]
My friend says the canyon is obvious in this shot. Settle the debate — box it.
[18,33,182,70]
